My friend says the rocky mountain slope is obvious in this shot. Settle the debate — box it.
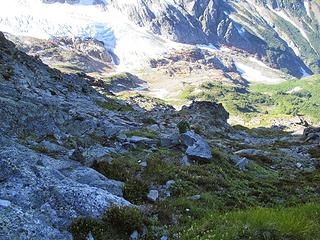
[1,32,320,239]
[112,0,320,77]
[1,1,320,239]
[0,31,132,239]
[0,0,319,78]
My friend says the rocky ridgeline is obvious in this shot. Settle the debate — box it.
[0,32,229,239]
[5,33,114,74]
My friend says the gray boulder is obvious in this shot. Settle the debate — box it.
[303,127,320,143]
[180,131,212,162]
[62,166,124,197]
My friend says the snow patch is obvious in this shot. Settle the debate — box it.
[304,0,311,17]
[300,67,311,78]
[248,57,273,69]
[220,46,232,52]
[235,61,284,84]
[193,88,202,94]
[197,44,219,52]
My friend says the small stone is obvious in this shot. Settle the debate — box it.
[130,230,139,240]
[163,180,175,198]
[139,161,148,168]
[190,195,201,201]
[236,157,249,171]
[165,180,175,189]
[87,232,94,240]
[296,162,303,169]
[160,236,169,240]
[147,190,159,202]
[230,155,250,171]
[0,199,11,208]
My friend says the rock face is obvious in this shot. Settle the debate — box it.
[181,101,229,122]
[1,30,319,239]
[111,0,208,44]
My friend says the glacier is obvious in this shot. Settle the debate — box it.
[0,0,177,71]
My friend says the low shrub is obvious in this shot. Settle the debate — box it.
[177,120,190,134]
[102,205,146,234]
[123,179,149,204]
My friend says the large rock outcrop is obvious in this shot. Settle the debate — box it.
[0,138,129,240]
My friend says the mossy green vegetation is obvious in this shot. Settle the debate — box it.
[308,145,320,159]
[251,75,320,123]
[85,142,320,239]
[180,82,275,122]
[102,206,146,234]
[92,148,180,205]
[102,72,134,84]
[70,206,147,240]
[176,120,190,134]
[181,203,320,240]
[180,75,320,126]
[2,65,14,80]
